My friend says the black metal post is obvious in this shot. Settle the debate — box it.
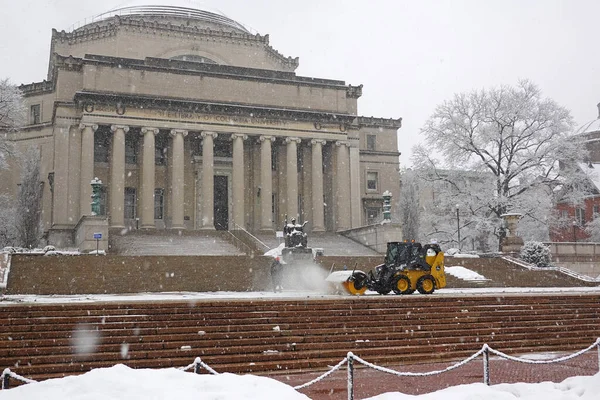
[2,370,9,390]
[347,352,354,400]
[482,346,490,385]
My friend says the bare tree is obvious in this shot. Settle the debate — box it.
[398,168,420,240]
[413,80,586,249]
[15,148,44,248]
[0,78,25,169]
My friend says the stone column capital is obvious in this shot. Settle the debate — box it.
[170,129,188,138]
[110,125,129,133]
[285,137,301,144]
[141,127,160,136]
[79,123,98,131]
[231,133,248,141]
[259,135,275,143]
[201,131,218,139]
[335,140,350,147]
[310,139,327,146]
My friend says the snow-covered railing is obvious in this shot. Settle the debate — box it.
[3,340,600,398]
[503,255,600,282]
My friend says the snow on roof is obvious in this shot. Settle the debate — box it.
[579,162,600,192]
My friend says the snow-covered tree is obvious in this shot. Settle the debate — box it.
[0,78,25,168]
[398,168,420,240]
[0,194,17,247]
[413,80,586,250]
[520,241,551,267]
[15,148,44,248]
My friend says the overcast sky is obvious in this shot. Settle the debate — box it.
[1,0,598,166]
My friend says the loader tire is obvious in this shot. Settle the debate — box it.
[392,275,412,295]
[376,289,391,295]
[417,275,435,294]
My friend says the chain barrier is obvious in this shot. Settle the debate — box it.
[292,355,348,390]
[178,357,219,375]
[2,340,599,396]
[351,347,486,377]
[486,338,600,365]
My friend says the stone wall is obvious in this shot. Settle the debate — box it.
[4,255,386,295]
[6,255,272,295]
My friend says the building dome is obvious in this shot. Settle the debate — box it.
[70,4,252,35]
[575,103,600,135]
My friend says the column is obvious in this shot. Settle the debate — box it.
[349,145,361,228]
[110,125,129,228]
[79,123,97,218]
[310,139,326,232]
[285,137,301,218]
[231,133,247,229]
[259,135,275,231]
[335,141,351,231]
[140,127,159,228]
[201,131,218,229]
[170,129,188,230]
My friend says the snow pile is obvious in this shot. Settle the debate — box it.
[0,364,310,400]
[445,266,488,281]
[264,243,285,259]
[451,253,480,258]
[2,364,600,400]
[366,373,600,399]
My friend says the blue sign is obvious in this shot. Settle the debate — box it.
[93,233,102,239]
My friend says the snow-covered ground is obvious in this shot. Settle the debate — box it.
[1,364,598,400]
[3,284,600,305]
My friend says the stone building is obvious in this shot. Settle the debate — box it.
[2,5,401,249]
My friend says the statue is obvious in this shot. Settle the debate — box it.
[283,215,308,248]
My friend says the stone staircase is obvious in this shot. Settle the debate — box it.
[109,230,245,255]
[2,293,600,384]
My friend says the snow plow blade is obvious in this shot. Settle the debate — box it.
[325,270,368,295]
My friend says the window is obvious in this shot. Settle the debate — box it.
[125,134,138,164]
[155,134,167,166]
[576,207,585,225]
[154,188,164,220]
[94,130,110,163]
[30,104,41,124]
[594,205,600,218]
[366,134,376,151]
[214,139,232,158]
[366,207,381,225]
[124,187,137,219]
[367,171,378,191]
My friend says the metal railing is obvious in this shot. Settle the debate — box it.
[503,255,600,282]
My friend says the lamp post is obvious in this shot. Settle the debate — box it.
[456,204,461,252]
[572,220,577,243]
[90,177,103,216]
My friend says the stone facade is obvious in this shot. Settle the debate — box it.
[1,6,402,248]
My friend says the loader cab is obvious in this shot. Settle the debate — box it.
[385,242,417,266]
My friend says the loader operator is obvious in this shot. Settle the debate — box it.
[271,256,283,293]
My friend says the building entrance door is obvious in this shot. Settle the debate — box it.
[214,175,229,230]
